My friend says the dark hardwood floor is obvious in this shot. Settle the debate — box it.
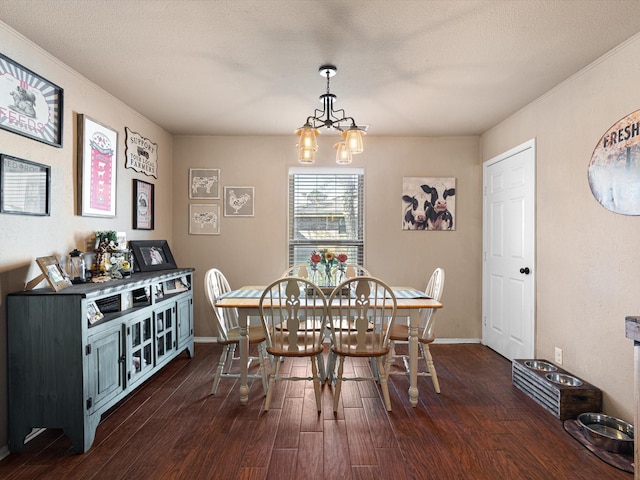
[0,342,632,479]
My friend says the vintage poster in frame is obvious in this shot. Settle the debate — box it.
[189,168,220,199]
[133,179,154,230]
[0,154,51,216]
[224,186,254,217]
[125,127,158,178]
[402,177,456,230]
[189,203,220,235]
[0,53,63,147]
[78,114,118,217]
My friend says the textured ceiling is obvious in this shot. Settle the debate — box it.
[1,0,639,137]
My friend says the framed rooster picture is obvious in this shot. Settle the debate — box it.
[402,177,456,230]
[224,186,254,217]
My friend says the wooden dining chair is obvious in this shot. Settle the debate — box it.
[259,276,328,411]
[327,276,397,412]
[204,268,270,396]
[387,267,445,393]
[344,264,370,279]
[281,263,310,279]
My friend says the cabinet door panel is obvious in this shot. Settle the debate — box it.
[126,311,154,387]
[154,303,176,366]
[87,326,124,413]
[177,296,193,348]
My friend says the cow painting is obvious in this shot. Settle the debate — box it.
[402,177,456,231]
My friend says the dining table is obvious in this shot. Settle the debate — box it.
[215,284,443,407]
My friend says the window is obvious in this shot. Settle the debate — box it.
[288,167,364,266]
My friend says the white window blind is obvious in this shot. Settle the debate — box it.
[288,168,364,266]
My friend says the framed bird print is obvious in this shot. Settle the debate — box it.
[224,186,254,217]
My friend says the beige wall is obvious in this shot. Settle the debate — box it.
[482,34,640,422]
[172,135,483,340]
[0,25,173,450]
[3,15,638,455]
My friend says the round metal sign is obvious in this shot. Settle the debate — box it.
[588,110,640,215]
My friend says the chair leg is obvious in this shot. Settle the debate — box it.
[316,352,326,383]
[264,353,280,411]
[333,355,345,413]
[327,350,336,385]
[310,356,322,412]
[377,356,392,411]
[211,345,229,395]
[228,343,238,365]
[384,342,396,374]
[422,343,440,393]
[369,357,380,382]
[389,340,397,362]
[257,343,269,395]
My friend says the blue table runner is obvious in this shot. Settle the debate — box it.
[217,288,431,300]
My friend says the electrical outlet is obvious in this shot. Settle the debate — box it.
[554,347,563,365]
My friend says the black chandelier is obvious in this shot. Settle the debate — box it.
[296,65,366,164]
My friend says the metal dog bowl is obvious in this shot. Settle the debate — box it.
[524,360,558,372]
[577,412,634,454]
[545,372,583,386]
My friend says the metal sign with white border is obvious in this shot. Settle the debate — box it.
[125,127,158,178]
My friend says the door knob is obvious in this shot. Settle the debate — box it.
[519,267,530,275]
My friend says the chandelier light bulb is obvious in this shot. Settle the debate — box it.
[343,127,365,155]
[296,125,320,151]
[298,146,316,164]
[334,142,352,164]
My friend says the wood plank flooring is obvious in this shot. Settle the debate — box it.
[0,343,632,479]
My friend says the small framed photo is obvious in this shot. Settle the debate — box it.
[133,179,154,230]
[35,256,72,292]
[189,204,220,235]
[78,114,118,217]
[87,301,104,325]
[189,168,220,199]
[0,53,63,147]
[129,240,177,272]
[163,277,189,294]
[224,186,254,217]
[0,154,51,216]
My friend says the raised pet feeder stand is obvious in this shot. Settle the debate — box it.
[512,359,602,420]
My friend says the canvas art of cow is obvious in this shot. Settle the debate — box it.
[402,178,456,230]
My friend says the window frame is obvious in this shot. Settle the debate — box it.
[287,167,365,267]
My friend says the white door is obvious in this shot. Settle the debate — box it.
[482,139,536,360]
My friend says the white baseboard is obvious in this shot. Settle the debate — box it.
[434,338,481,344]
[194,336,217,343]
[0,427,46,459]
